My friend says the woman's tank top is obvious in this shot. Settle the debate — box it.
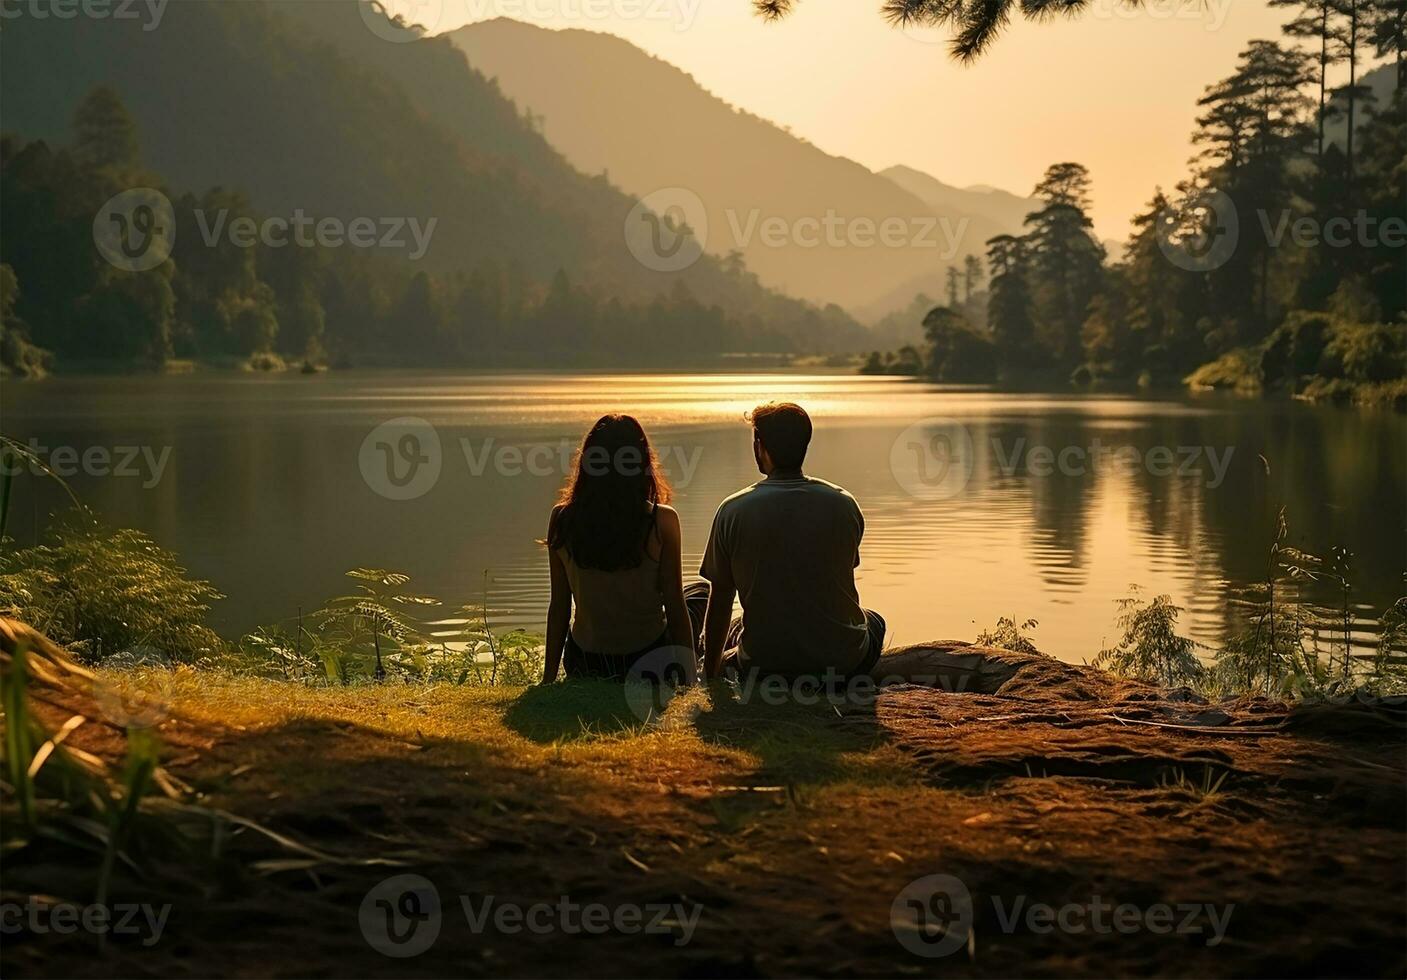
[557,508,667,655]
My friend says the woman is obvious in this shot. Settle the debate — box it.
[542,414,696,682]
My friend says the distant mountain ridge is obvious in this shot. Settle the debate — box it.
[1324,64,1399,151]
[0,1,866,353]
[451,18,1032,320]
[880,166,1038,236]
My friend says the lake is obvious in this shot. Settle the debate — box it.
[3,370,1404,664]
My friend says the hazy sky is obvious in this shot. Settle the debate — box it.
[403,0,1329,240]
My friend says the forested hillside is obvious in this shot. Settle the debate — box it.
[865,33,1406,406]
[0,0,865,370]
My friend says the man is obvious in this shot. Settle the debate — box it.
[688,402,886,681]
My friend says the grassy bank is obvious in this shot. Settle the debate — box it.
[4,629,1405,978]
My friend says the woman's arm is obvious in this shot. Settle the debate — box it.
[543,506,571,683]
[655,506,697,666]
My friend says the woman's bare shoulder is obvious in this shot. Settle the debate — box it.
[654,503,682,535]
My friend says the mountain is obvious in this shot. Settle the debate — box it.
[880,166,1037,237]
[1324,64,1400,151]
[0,0,864,354]
[451,18,1021,319]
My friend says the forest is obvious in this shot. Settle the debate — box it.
[0,89,862,372]
[0,0,866,373]
[864,1,1406,405]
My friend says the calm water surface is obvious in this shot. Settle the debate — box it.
[4,371,1404,663]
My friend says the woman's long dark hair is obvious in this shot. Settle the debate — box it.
[548,414,672,571]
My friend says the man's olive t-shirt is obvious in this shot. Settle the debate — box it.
[700,474,868,675]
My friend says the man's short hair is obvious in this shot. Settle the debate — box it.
[746,402,812,470]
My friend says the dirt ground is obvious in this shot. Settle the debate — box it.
[4,635,1405,979]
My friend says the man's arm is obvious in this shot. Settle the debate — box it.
[702,566,735,679]
[699,505,735,679]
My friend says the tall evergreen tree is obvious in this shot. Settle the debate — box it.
[1022,163,1105,365]
[963,254,983,304]
[1270,0,1346,156]
[71,85,141,174]
[985,233,1037,373]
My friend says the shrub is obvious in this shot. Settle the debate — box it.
[0,512,223,663]
[975,616,1041,654]
[1093,590,1204,688]
[1185,347,1262,391]
[1320,319,1406,383]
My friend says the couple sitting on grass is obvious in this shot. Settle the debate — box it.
[542,402,886,687]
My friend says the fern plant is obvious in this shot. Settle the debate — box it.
[0,510,222,663]
[1093,588,1204,688]
[975,616,1041,654]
